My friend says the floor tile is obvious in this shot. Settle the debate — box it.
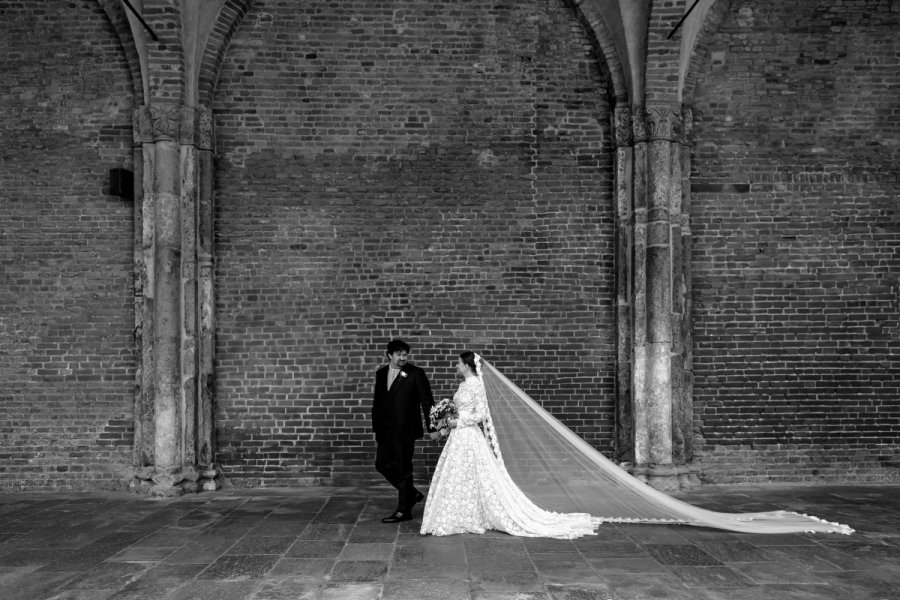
[285,539,346,559]
[347,524,399,543]
[64,562,148,590]
[380,578,471,600]
[268,557,334,577]
[225,535,294,555]
[641,543,723,566]
[727,561,830,585]
[339,542,394,561]
[252,576,321,600]
[197,554,280,580]
[106,546,177,563]
[668,565,758,588]
[573,540,646,559]
[319,582,382,600]
[166,580,260,600]
[602,572,708,599]
[297,523,353,541]
[694,540,778,562]
[329,559,389,582]
[587,557,668,573]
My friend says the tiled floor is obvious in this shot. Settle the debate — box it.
[1,484,898,600]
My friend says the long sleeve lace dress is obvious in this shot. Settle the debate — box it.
[420,376,600,539]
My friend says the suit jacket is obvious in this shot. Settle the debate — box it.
[372,363,435,441]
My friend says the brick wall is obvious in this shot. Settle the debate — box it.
[0,2,136,489]
[690,0,900,483]
[4,0,895,492]
[212,0,616,486]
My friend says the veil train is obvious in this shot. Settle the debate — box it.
[480,359,853,535]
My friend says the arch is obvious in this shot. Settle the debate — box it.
[197,0,254,107]
[570,0,631,106]
[97,0,146,104]
[680,0,732,105]
[199,0,626,111]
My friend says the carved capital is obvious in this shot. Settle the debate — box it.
[632,106,648,143]
[134,106,153,144]
[613,106,633,147]
[149,104,181,140]
[134,104,215,148]
[645,105,682,142]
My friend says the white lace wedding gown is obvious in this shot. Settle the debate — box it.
[420,376,600,539]
[421,360,852,536]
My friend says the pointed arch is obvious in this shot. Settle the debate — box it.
[569,0,631,105]
[198,0,254,107]
[680,0,732,105]
[97,0,147,104]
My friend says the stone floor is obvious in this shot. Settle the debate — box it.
[1,484,899,600]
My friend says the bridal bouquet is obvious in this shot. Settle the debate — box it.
[429,398,457,439]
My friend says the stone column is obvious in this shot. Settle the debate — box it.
[674,106,696,472]
[629,107,651,469]
[130,103,219,496]
[644,106,675,473]
[196,106,218,481]
[621,104,699,490]
[613,106,634,462]
[131,110,152,469]
[150,104,184,476]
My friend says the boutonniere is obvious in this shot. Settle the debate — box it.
[399,371,408,379]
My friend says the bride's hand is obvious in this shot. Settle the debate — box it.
[448,418,458,428]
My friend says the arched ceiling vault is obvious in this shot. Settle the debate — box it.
[576,0,719,107]
[104,0,720,111]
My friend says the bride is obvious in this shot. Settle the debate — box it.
[420,351,853,538]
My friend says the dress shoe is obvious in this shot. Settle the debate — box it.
[382,511,412,523]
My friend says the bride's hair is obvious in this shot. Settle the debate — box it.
[459,350,478,374]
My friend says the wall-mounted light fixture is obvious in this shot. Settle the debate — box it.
[109,167,134,199]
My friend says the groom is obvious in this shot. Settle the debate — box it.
[372,339,438,523]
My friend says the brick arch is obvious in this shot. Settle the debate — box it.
[568,0,630,105]
[197,0,626,110]
[97,0,146,104]
[197,0,253,107]
[680,0,732,106]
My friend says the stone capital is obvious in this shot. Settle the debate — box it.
[631,105,688,143]
[613,106,633,147]
[632,106,648,143]
[645,105,682,142]
[133,103,214,148]
[150,103,181,141]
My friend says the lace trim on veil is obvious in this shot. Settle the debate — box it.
[482,398,505,467]
[478,358,854,535]
[475,359,506,469]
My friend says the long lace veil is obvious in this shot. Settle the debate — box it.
[479,359,853,534]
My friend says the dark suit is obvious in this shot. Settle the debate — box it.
[372,363,435,513]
